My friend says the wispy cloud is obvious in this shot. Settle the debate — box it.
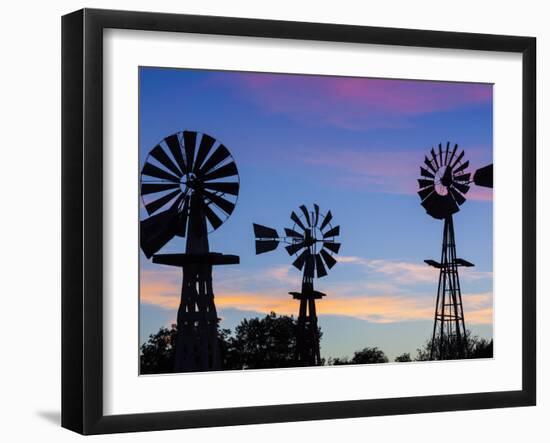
[140,263,492,325]
[141,286,492,325]
[338,256,492,285]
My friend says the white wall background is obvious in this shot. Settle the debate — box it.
[0,0,545,441]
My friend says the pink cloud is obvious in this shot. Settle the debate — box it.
[211,73,492,130]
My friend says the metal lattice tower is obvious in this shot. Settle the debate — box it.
[253,204,341,366]
[140,131,240,372]
[425,216,472,360]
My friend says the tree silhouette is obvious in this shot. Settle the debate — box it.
[328,347,388,365]
[415,330,493,361]
[140,325,177,374]
[140,312,322,373]
[228,312,299,369]
[394,352,412,362]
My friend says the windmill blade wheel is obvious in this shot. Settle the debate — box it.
[140,130,240,259]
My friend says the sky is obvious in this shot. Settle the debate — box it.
[138,67,493,361]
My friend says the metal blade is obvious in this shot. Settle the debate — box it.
[431,147,439,169]
[319,210,333,231]
[141,182,179,196]
[453,160,469,174]
[447,144,458,165]
[255,240,279,254]
[142,162,180,182]
[284,228,303,238]
[203,203,223,230]
[201,189,235,215]
[203,161,238,181]
[444,142,450,164]
[418,185,435,201]
[182,131,197,172]
[253,223,279,239]
[420,167,435,179]
[451,149,465,169]
[453,173,471,183]
[193,134,216,173]
[144,189,181,215]
[323,242,341,254]
[313,204,320,227]
[424,156,436,173]
[150,145,183,177]
[438,143,443,166]
[421,192,459,220]
[320,249,337,268]
[299,204,311,227]
[290,211,307,231]
[418,179,434,189]
[323,225,340,238]
[164,134,187,174]
[449,187,466,206]
[453,181,470,194]
[285,241,306,256]
[292,249,309,270]
[445,194,460,215]
[199,144,230,175]
[203,181,239,196]
[315,254,328,278]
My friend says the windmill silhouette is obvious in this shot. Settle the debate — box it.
[140,130,239,372]
[253,204,341,366]
[417,142,474,360]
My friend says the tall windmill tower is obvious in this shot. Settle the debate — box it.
[140,130,240,372]
[253,204,341,366]
[417,143,473,360]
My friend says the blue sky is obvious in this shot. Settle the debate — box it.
[139,67,493,361]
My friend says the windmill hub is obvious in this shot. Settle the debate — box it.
[183,173,204,191]
[440,166,453,187]
[303,228,319,246]
[434,166,452,195]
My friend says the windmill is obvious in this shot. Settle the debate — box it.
[253,204,341,366]
[140,130,240,372]
[417,142,474,360]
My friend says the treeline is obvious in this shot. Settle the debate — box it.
[140,312,493,374]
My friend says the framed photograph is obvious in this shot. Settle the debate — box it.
[62,8,536,435]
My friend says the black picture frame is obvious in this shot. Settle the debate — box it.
[62,8,536,435]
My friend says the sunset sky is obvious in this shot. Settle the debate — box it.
[139,67,493,361]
